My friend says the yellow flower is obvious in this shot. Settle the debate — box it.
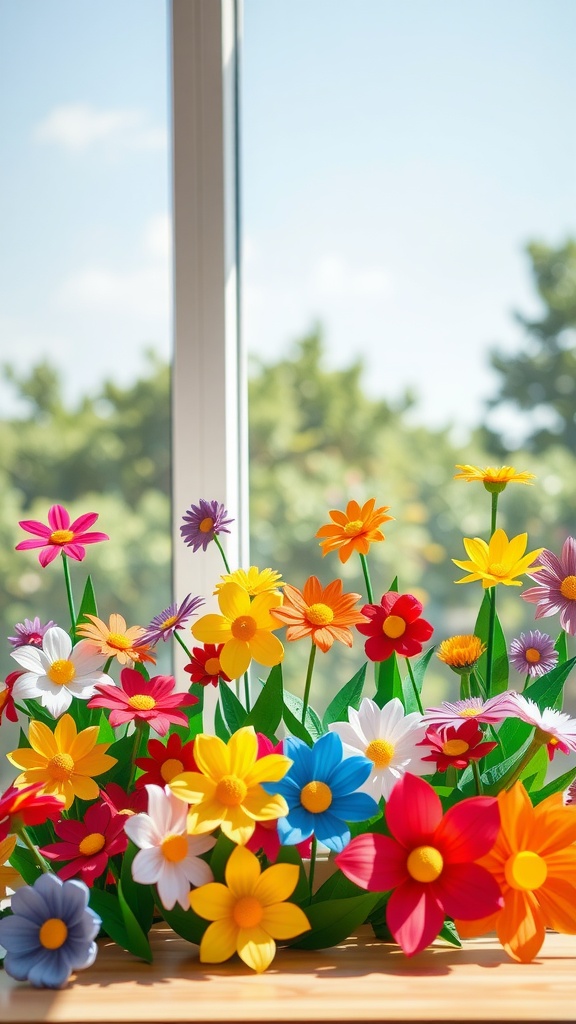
[437,635,486,670]
[0,835,24,899]
[77,613,155,665]
[7,714,117,810]
[169,726,290,845]
[190,844,310,972]
[453,529,544,589]
[316,498,393,563]
[191,581,284,679]
[214,566,284,597]
[454,465,535,493]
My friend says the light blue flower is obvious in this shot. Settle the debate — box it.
[262,732,379,853]
[0,872,101,989]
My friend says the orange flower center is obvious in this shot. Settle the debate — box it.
[487,562,508,578]
[107,632,133,651]
[406,845,444,883]
[160,615,179,630]
[204,657,221,675]
[233,895,263,929]
[504,850,547,891]
[365,738,395,769]
[161,833,188,863]
[46,659,76,686]
[442,739,470,756]
[382,614,406,639]
[49,529,75,546]
[525,647,541,664]
[48,752,75,780]
[307,602,335,626]
[79,831,106,856]
[560,575,576,601]
[231,615,257,641]
[199,517,214,533]
[300,780,332,813]
[343,519,364,537]
[39,918,68,950]
[128,694,156,711]
[216,774,248,806]
[160,757,185,782]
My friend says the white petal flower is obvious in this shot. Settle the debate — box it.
[10,625,113,718]
[512,694,576,751]
[329,696,430,801]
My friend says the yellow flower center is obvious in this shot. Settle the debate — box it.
[161,833,189,863]
[48,752,75,780]
[231,615,258,641]
[39,917,68,950]
[307,602,335,626]
[560,575,576,600]
[199,517,214,533]
[160,757,185,782]
[204,657,221,675]
[365,738,395,769]
[79,832,106,856]
[487,562,508,578]
[442,739,470,756]
[406,845,444,883]
[128,694,156,711]
[382,614,406,639]
[525,647,541,663]
[233,895,263,929]
[505,850,548,891]
[216,774,248,806]
[459,708,482,717]
[49,529,75,546]
[160,615,179,630]
[300,780,332,813]
[107,632,133,651]
[343,519,364,536]
[47,659,76,686]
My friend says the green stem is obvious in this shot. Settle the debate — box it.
[302,642,318,724]
[502,732,547,791]
[460,672,471,701]
[307,836,318,901]
[174,629,193,661]
[103,656,114,675]
[490,492,499,537]
[244,671,251,712]
[213,534,231,573]
[405,658,423,715]
[62,553,76,638]
[358,553,374,604]
[485,586,497,698]
[472,760,483,796]
[16,825,51,874]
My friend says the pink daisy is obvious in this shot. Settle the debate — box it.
[510,694,576,756]
[422,692,520,728]
[88,667,198,736]
[522,536,576,635]
[16,504,109,567]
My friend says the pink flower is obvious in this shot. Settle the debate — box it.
[509,694,576,756]
[522,537,576,635]
[40,802,127,886]
[88,668,198,736]
[16,504,109,567]
[422,692,520,729]
[335,773,503,956]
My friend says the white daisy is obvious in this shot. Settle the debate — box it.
[124,785,215,911]
[511,694,576,752]
[328,696,430,801]
[10,625,113,718]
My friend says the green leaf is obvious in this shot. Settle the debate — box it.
[120,841,155,935]
[214,701,231,742]
[283,691,323,740]
[402,647,435,714]
[322,663,367,729]
[105,732,138,790]
[244,663,284,737]
[76,574,98,626]
[522,656,576,711]
[282,702,313,746]
[531,765,576,805]
[8,844,43,885]
[312,867,364,903]
[220,683,249,733]
[555,630,568,665]
[156,897,206,945]
[374,653,402,708]
[475,592,509,695]
[290,892,382,950]
[209,832,236,883]
[439,919,462,948]
[89,887,151,960]
[520,745,548,791]
[117,880,153,962]
[274,845,310,905]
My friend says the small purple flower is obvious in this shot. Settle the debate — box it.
[180,499,233,553]
[509,630,559,678]
[140,593,205,646]
[8,616,56,649]
[522,536,576,635]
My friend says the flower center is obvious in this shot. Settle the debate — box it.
[307,602,335,626]
[560,575,576,601]
[160,615,179,630]
[160,757,185,782]
[365,738,395,769]
[216,774,248,806]
[233,895,263,929]
[231,615,257,641]
[504,851,548,891]
[459,708,482,717]
[382,615,406,639]
[406,845,444,883]
[79,831,106,856]
[128,694,157,711]
[107,632,133,651]
[48,752,75,780]
[39,917,68,950]
[441,739,470,756]
[204,657,221,675]
[161,833,189,863]
[49,529,74,546]
[47,659,76,686]
[343,519,364,536]
[300,780,332,813]
[525,647,541,664]
[487,562,508,578]
[199,517,214,533]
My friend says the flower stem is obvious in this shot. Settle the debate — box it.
[405,658,423,715]
[485,586,497,698]
[358,553,374,604]
[127,722,147,790]
[62,553,76,638]
[213,534,231,573]
[460,672,471,701]
[16,825,51,875]
[103,656,114,674]
[307,836,318,901]
[174,629,193,661]
[502,732,547,791]
[302,642,318,724]
[472,760,483,796]
[244,671,251,711]
[490,492,499,537]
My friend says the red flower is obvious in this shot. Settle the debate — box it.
[15,504,108,567]
[100,783,148,816]
[0,782,64,841]
[246,735,312,861]
[356,592,434,661]
[40,802,127,886]
[88,667,198,736]
[0,670,20,726]
[335,773,503,956]
[135,733,198,789]
[419,719,498,772]
[184,643,231,686]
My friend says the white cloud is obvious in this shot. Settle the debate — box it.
[310,254,394,300]
[34,103,167,153]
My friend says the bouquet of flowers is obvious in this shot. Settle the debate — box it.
[1,465,576,989]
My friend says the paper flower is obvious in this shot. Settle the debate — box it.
[453,529,543,588]
[246,735,312,862]
[0,835,23,898]
[8,616,56,649]
[419,719,498,772]
[180,499,233,552]
[271,576,366,652]
[184,643,231,686]
[135,733,198,788]
[422,692,520,728]
[15,504,108,567]
[522,536,576,635]
[509,630,558,678]
[139,594,205,646]
[10,625,113,718]
[316,498,393,563]
[40,801,127,886]
[99,782,148,816]
[0,670,20,725]
[191,581,284,679]
[454,465,535,491]
[89,667,198,736]
[436,634,486,672]
[356,592,433,661]
[215,566,284,596]
[77,612,155,665]
[0,782,64,842]
[508,694,576,754]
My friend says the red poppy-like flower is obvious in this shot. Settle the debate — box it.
[15,504,108,567]
[335,773,503,956]
[356,592,434,662]
[88,667,198,736]
[0,782,65,841]
[184,643,231,686]
[0,670,20,726]
[419,719,498,772]
[40,802,128,886]
[99,783,148,816]
[135,733,198,789]
[246,734,312,862]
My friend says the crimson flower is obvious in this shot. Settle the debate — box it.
[15,504,108,567]
[356,593,434,661]
[246,734,312,862]
[88,668,198,736]
[419,719,498,772]
[0,782,64,842]
[0,670,20,726]
[335,773,503,956]
[99,783,148,816]
[40,802,127,886]
[135,733,198,788]
[184,643,231,686]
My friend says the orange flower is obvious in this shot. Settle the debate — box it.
[270,577,367,652]
[456,783,576,962]
[77,613,156,665]
[316,499,393,563]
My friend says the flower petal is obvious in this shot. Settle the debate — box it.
[199,918,239,963]
[237,926,276,972]
[387,879,445,957]
[260,902,310,941]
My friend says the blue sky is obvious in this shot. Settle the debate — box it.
[1,0,575,440]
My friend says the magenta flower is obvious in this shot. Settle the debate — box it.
[8,617,56,649]
[509,630,558,678]
[180,499,233,552]
[88,667,198,736]
[522,536,576,635]
[99,783,148,817]
[139,594,205,646]
[40,802,127,886]
[422,692,520,729]
[16,505,109,567]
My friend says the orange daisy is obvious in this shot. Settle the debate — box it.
[271,577,367,652]
[76,613,156,665]
[456,782,576,962]
[316,499,393,564]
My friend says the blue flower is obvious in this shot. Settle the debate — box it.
[0,873,101,989]
[263,732,379,853]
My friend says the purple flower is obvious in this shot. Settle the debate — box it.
[509,630,559,678]
[139,593,205,645]
[180,499,233,552]
[8,616,56,649]
[522,536,576,635]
